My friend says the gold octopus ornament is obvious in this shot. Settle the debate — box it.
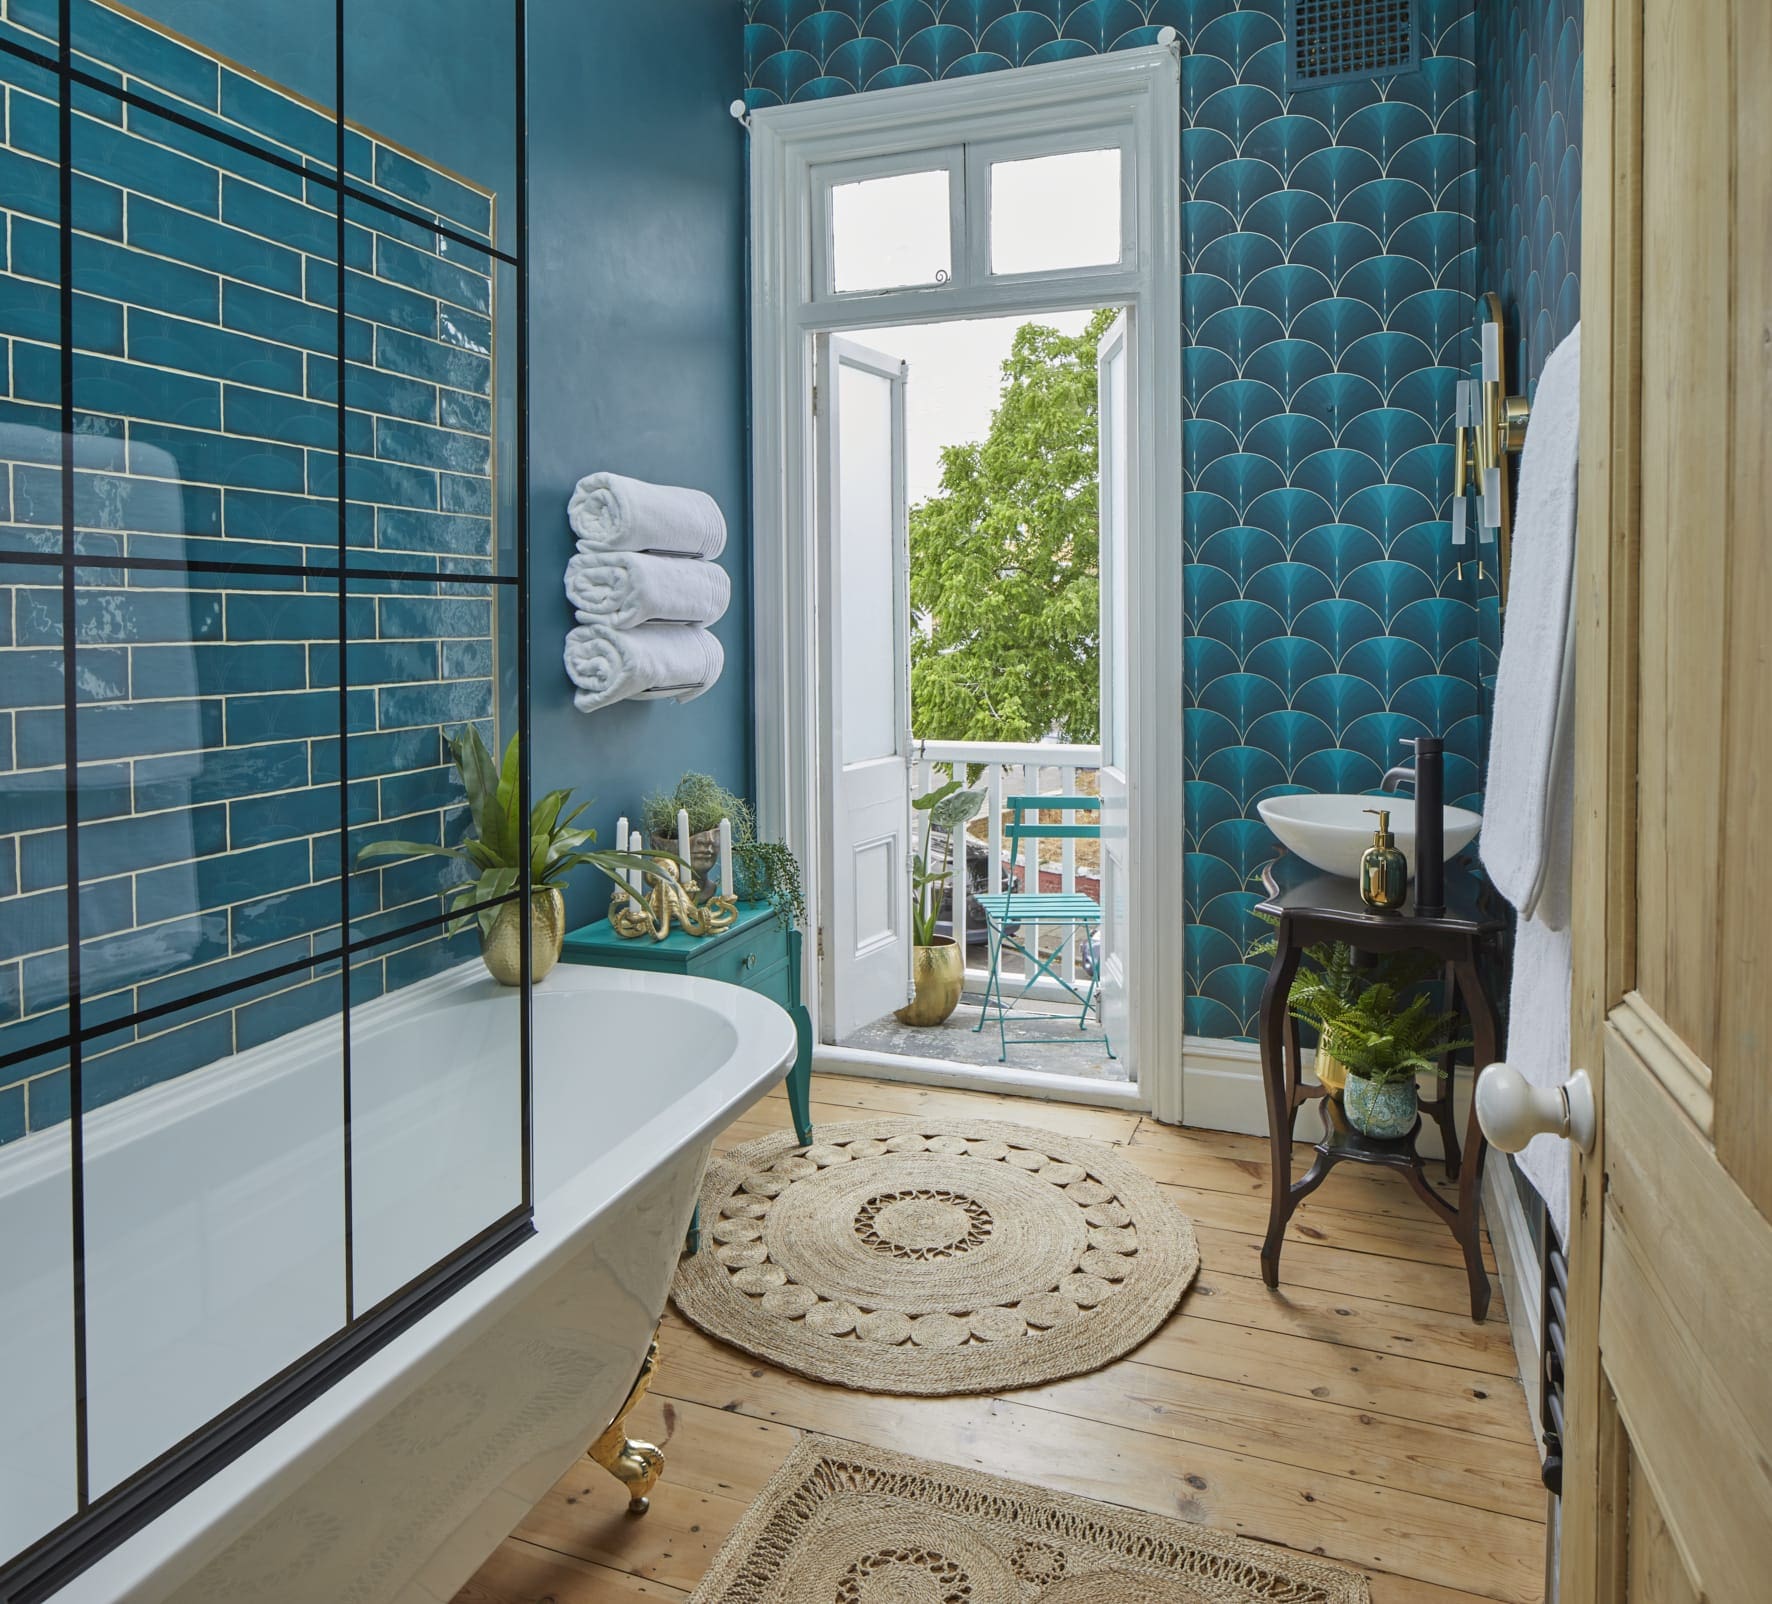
[609,862,738,941]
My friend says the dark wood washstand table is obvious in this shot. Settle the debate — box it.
[1254,854,1507,1322]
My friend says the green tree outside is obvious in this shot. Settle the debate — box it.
[908,309,1115,745]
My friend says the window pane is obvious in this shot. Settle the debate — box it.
[990,149,1122,276]
[830,169,950,294]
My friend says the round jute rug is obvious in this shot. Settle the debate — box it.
[671,1116,1201,1395]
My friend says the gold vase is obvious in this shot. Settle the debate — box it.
[482,887,566,986]
[895,939,965,1026]
[1314,1046,1350,1094]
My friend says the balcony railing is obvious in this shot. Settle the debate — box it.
[911,738,1103,998]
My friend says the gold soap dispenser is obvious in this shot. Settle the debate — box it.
[1359,808,1408,913]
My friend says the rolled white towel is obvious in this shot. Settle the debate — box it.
[564,620,724,712]
[568,472,727,559]
[565,549,731,629]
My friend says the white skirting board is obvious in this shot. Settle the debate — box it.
[812,1044,1145,1112]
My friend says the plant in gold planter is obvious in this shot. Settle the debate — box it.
[358,727,651,986]
[896,779,986,1027]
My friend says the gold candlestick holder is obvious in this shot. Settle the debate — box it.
[610,863,738,942]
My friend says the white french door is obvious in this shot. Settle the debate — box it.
[1095,312,1133,1077]
[814,334,913,1040]
[750,46,1183,1111]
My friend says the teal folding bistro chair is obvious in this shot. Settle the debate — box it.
[973,795,1114,1062]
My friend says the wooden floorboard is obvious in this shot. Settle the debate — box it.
[455,1074,1547,1604]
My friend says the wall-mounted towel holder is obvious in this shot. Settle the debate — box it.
[1452,291,1532,606]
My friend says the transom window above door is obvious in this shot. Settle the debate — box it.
[814,129,1135,301]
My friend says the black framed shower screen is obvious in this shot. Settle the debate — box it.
[0,2,532,1597]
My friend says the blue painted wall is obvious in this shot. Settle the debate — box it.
[744,0,1482,1041]
[527,0,751,935]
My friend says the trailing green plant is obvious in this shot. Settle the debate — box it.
[642,772,754,841]
[356,727,654,940]
[910,778,987,947]
[1305,982,1472,1090]
[637,769,803,928]
[733,837,805,931]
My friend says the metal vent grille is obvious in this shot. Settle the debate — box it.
[1286,0,1419,89]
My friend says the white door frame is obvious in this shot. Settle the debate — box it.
[749,44,1186,1121]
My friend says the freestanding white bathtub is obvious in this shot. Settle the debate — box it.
[2,962,794,1604]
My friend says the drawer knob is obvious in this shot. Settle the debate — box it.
[743,952,758,971]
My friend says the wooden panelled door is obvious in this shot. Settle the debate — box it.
[1566,0,1772,1598]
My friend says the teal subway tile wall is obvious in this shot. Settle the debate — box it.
[743,0,1482,1039]
[0,0,508,1139]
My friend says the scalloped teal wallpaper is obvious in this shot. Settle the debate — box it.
[745,1,1482,1040]
[746,1,1483,1041]
[1480,0,1581,394]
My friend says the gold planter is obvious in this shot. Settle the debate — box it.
[1314,1046,1350,1095]
[482,887,566,986]
[895,938,964,1026]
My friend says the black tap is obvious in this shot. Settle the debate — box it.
[1386,736,1446,918]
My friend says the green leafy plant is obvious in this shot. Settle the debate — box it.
[1305,982,1472,1090]
[910,778,987,947]
[910,311,1118,744]
[642,772,754,841]
[1247,911,1439,1050]
[356,726,653,939]
[638,769,803,929]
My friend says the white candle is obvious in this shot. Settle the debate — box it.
[677,807,691,867]
[615,813,627,874]
[719,817,733,899]
[627,829,644,892]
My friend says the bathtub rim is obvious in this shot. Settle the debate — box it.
[42,961,796,1604]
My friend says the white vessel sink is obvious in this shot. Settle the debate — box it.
[1256,793,1482,881]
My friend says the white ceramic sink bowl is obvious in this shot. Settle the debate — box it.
[1257,793,1482,881]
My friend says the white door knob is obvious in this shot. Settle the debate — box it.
[1475,1062,1596,1154]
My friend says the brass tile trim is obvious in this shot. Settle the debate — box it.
[91,0,496,204]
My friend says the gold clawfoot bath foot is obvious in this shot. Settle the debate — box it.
[589,1333,664,1514]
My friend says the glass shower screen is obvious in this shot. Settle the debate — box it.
[0,1,532,1592]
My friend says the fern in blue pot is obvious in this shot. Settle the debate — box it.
[1325,985,1471,1140]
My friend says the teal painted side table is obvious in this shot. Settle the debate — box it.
[560,901,814,1150]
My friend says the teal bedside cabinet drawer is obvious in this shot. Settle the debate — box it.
[690,936,774,989]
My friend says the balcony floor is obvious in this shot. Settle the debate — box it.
[454,1073,1543,1604]
[839,988,1128,1082]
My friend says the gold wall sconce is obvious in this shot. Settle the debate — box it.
[1452,291,1532,606]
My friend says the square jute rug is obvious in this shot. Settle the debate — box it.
[687,1435,1370,1603]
